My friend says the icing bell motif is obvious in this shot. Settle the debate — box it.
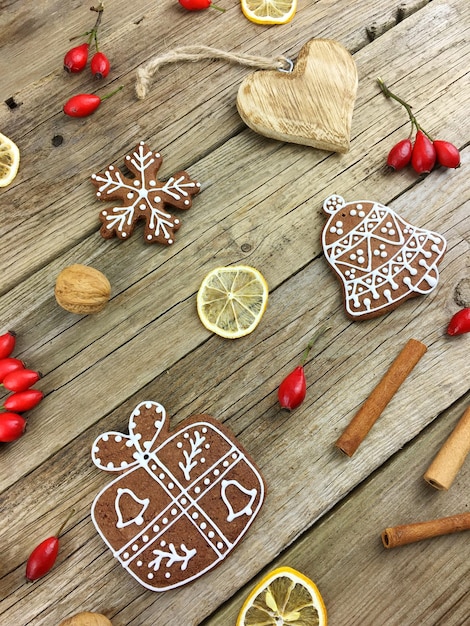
[91,402,265,591]
[321,195,446,319]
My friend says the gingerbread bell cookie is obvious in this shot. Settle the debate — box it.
[321,195,446,319]
[91,142,201,244]
[91,401,265,591]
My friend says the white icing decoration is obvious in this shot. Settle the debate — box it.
[115,488,149,528]
[178,430,206,481]
[321,195,446,317]
[92,143,199,242]
[148,543,196,572]
[221,479,258,522]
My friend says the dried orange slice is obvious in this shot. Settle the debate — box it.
[197,265,268,339]
[240,0,297,25]
[0,132,20,187]
[237,566,327,626]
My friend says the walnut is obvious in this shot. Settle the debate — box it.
[58,612,113,626]
[55,264,111,314]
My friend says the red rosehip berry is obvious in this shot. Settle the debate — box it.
[2,368,42,392]
[3,389,44,413]
[411,130,436,174]
[447,308,470,336]
[63,86,122,117]
[90,51,110,79]
[64,43,89,73]
[0,331,16,359]
[387,138,413,170]
[0,412,27,442]
[178,0,225,10]
[0,357,24,383]
[433,140,461,169]
[26,509,75,581]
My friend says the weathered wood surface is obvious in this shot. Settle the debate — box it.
[0,0,469,624]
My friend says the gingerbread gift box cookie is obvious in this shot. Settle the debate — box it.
[91,141,201,244]
[321,195,446,319]
[91,401,266,591]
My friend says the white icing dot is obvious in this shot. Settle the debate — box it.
[184,200,190,205]
[153,525,160,532]
[181,498,187,505]
[146,235,152,240]
[174,219,180,225]
[155,195,161,202]
[200,458,205,463]
[205,444,210,449]
[168,239,173,244]
[122,232,127,237]
[386,222,392,228]
[203,479,210,485]
[217,542,223,549]
[151,464,157,470]
[123,552,129,559]
[137,560,143,567]
[132,544,139,552]
[139,203,146,210]
[149,180,156,186]
[373,250,380,256]
[380,251,388,258]
[336,229,343,235]
[356,204,363,209]
[350,253,357,261]
[184,433,190,439]
[159,473,165,479]
[223,460,229,467]
[109,165,115,170]
[143,535,149,542]
[202,428,208,433]
[165,572,171,579]
[330,226,337,234]
[126,439,133,447]
[120,461,128,467]
[107,462,114,469]
[389,229,396,235]
[208,531,215,538]
[213,469,220,476]
[147,573,154,579]
[102,434,109,442]
[200,522,207,530]
[336,220,343,227]
[162,518,168,524]
[232,453,237,459]
[168,482,174,489]
[350,209,357,216]
[177,442,183,448]
[160,540,166,547]
[171,508,177,516]
[192,512,199,520]
[115,435,122,442]
[195,486,201,493]
[127,192,134,199]
[358,256,365,264]
[358,211,366,218]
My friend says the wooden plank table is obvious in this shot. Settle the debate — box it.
[1,0,469,624]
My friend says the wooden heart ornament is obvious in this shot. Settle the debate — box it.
[236,39,358,153]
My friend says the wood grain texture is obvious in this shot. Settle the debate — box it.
[237,39,358,151]
[0,0,469,625]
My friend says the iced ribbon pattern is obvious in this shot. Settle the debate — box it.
[91,401,265,591]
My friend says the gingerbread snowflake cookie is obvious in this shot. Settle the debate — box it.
[91,401,266,591]
[91,142,201,244]
[322,195,446,320]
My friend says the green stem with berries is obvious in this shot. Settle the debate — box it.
[377,77,433,140]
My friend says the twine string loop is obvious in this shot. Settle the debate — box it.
[135,45,293,100]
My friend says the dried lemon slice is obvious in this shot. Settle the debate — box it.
[197,265,268,339]
[0,132,20,187]
[237,566,327,626]
[240,0,297,25]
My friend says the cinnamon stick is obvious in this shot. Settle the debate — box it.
[423,406,470,490]
[335,339,427,457]
[381,512,470,548]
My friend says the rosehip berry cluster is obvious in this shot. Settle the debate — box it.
[0,331,43,443]
[63,3,122,118]
[378,78,461,175]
